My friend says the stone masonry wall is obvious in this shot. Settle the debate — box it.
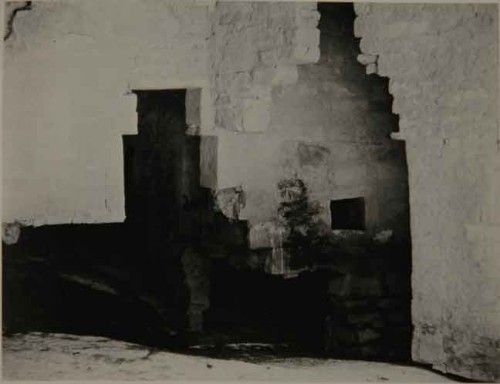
[2,0,320,226]
[209,1,320,133]
[216,4,410,248]
[324,241,411,361]
[3,0,211,225]
[354,4,500,381]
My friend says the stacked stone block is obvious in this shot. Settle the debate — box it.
[323,245,411,361]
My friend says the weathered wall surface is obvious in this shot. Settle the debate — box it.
[354,4,500,381]
[208,2,319,134]
[205,1,322,198]
[3,0,321,226]
[216,4,409,245]
[3,0,211,225]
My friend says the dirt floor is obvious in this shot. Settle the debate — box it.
[2,332,455,382]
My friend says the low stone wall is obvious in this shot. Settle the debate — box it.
[322,241,411,361]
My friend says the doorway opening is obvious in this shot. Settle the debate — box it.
[120,90,336,358]
[119,1,413,362]
[2,3,412,366]
[123,89,202,243]
[122,89,208,338]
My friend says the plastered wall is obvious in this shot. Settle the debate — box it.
[208,1,320,133]
[4,2,499,379]
[2,0,320,226]
[3,0,211,225]
[215,4,409,244]
[354,4,500,381]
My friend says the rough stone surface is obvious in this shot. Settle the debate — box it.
[2,222,21,245]
[324,239,411,361]
[3,0,320,225]
[5,2,498,381]
[216,4,410,247]
[214,186,246,221]
[208,2,320,133]
[354,3,500,381]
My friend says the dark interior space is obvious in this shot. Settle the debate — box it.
[330,197,366,230]
[203,262,331,353]
[122,89,200,334]
[2,224,172,345]
[3,3,412,365]
[124,90,203,246]
[2,89,333,358]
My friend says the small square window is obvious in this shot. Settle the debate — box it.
[330,197,365,230]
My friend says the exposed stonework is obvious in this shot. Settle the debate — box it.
[2,222,21,245]
[2,0,320,226]
[4,2,499,380]
[208,2,320,133]
[354,4,500,381]
[324,242,411,361]
[215,4,409,250]
[214,186,246,221]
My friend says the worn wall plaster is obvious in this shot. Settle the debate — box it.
[2,0,319,226]
[3,0,210,225]
[3,1,499,380]
[354,4,500,381]
[214,4,409,247]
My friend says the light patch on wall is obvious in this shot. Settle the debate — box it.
[297,142,330,167]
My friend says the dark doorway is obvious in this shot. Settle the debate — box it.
[3,90,208,347]
[122,90,206,334]
[3,4,412,366]
[123,90,203,247]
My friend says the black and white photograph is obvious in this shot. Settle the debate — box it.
[2,0,499,381]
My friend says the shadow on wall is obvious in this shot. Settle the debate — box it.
[3,2,412,364]
[2,90,250,350]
